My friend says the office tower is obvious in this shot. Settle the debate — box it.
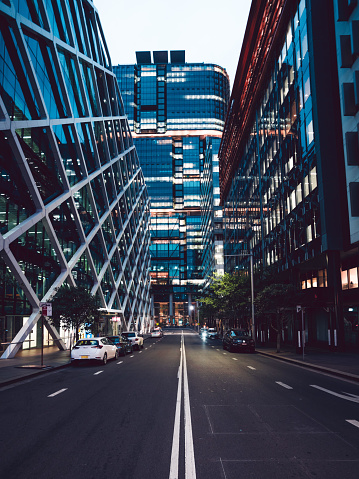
[333,0,359,348]
[114,52,229,325]
[0,0,151,358]
[219,0,359,350]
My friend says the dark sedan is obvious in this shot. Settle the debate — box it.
[107,335,133,356]
[222,329,255,353]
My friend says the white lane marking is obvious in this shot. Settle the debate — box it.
[276,381,293,389]
[130,355,134,358]
[223,353,227,355]
[247,366,256,370]
[182,332,197,478]
[219,458,228,479]
[139,351,142,353]
[169,332,196,479]
[232,358,238,361]
[117,361,123,365]
[94,371,103,375]
[310,385,359,403]
[169,334,183,479]
[343,392,359,399]
[145,348,148,350]
[216,349,220,351]
[48,388,68,397]
[346,420,359,429]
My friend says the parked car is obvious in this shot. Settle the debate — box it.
[151,328,163,338]
[71,337,118,365]
[122,331,144,350]
[107,335,133,355]
[207,328,218,339]
[222,330,255,353]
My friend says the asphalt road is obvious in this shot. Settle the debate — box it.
[1,328,359,479]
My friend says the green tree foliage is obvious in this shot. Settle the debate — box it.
[50,285,102,341]
[255,283,298,352]
[201,273,251,328]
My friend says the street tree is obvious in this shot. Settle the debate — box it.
[254,283,297,352]
[50,285,102,342]
[201,272,251,329]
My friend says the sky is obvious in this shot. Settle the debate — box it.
[95,0,252,90]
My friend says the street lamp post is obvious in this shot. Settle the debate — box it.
[196,301,200,333]
[224,251,255,345]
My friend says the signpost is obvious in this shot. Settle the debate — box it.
[39,302,52,367]
[40,302,52,317]
[296,305,305,360]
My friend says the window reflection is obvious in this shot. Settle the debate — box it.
[73,185,96,235]
[76,122,97,173]
[24,33,68,118]
[52,124,83,186]
[49,200,81,260]
[10,221,61,298]
[58,48,86,117]
[0,20,41,120]
[16,127,64,204]
[0,132,36,235]
[71,252,94,290]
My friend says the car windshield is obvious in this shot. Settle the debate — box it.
[122,332,135,337]
[75,340,98,346]
[107,337,119,343]
[232,330,250,338]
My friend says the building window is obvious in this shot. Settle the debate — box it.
[349,267,359,288]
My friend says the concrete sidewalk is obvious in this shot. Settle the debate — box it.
[0,346,71,387]
[256,346,359,383]
[0,342,358,388]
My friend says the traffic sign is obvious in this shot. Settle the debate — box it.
[40,302,52,316]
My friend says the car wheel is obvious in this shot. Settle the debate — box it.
[229,344,233,353]
[103,353,107,365]
[222,342,226,350]
[141,343,144,349]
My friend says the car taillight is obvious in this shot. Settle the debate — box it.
[91,345,103,349]
[135,338,138,341]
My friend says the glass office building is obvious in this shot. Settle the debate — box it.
[0,0,151,358]
[219,0,358,349]
[114,52,229,325]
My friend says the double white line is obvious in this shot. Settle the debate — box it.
[169,332,196,479]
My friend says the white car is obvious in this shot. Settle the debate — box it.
[151,329,163,338]
[207,328,218,339]
[71,337,119,365]
[122,331,144,350]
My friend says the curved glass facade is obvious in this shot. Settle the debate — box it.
[0,0,151,358]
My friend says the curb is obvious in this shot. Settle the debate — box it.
[0,362,71,389]
[257,351,359,383]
